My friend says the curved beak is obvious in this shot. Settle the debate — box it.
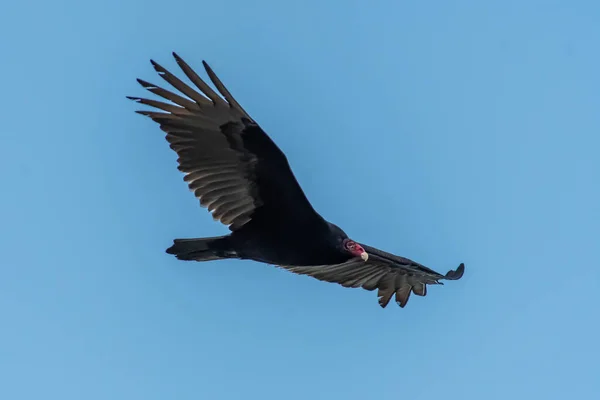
[360,251,369,262]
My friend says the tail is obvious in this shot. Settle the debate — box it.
[166,235,238,261]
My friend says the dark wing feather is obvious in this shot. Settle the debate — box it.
[280,246,464,308]
[129,53,327,232]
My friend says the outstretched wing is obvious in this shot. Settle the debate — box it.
[129,53,327,232]
[280,244,464,308]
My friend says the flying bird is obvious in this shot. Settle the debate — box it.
[128,53,464,308]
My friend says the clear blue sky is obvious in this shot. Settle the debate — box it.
[2,0,599,399]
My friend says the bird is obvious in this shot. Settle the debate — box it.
[128,52,465,308]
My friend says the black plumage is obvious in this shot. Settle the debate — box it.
[129,53,464,308]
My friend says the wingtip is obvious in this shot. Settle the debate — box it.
[136,78,153,88]
[172,52,183,63]
[445,263,465,280]
[150,59,166,73]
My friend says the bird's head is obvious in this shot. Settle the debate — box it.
[342,239,369,262]
[327,222,369,262]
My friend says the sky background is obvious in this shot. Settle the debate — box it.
[2,0,599,399]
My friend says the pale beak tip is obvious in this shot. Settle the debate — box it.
[360,252,369,262]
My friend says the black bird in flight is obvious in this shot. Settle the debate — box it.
[128,53,464,308]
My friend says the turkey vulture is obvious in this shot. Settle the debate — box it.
[128,53,465,308]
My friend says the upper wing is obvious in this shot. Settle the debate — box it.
[129,53,327,232]
[280,244,464,308]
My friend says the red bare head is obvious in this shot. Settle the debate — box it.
[342,239,369,261]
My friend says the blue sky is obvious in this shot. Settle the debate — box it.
[2,0,599,399]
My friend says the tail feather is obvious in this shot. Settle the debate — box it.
[166,236,237,261]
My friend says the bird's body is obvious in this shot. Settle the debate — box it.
[176,220,352,267]
[129,53,464,308]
